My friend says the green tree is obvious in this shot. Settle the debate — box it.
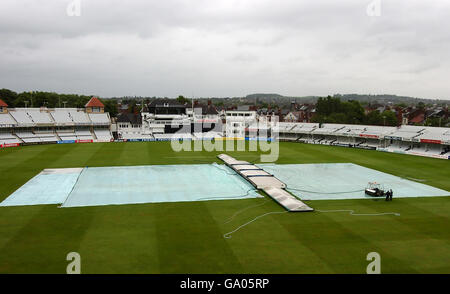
[365,110,382,125]
[0,88,18,106]
[176,95,190,105]
[103,99,118,117]
[381,110,398,126]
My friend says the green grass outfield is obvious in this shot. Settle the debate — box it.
[0,141,449,273]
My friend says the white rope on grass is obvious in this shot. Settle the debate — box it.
[223,208,400,239]
[195,188,259,202]
[316,209,400,216]
[223,199,270,224]
[223,210,288,239]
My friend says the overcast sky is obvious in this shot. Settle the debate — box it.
[0,0,449,99]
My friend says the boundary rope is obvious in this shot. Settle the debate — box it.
[223,199,270,224]
[223,210,288,239]
[195,188,260,202]
[316,209,400,216]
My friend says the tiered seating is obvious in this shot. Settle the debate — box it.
[120,133,154,140]
[15,131,41,143]
[386,142,410,152]
[0,113,17,126]
[57,130,77,141]
[0,132,21,145]
[334,127,353,136]
[363,139,380,148]
[193,132,223,139]
[27,111,53,124]
[334,137,350,145]
[88,113,110,124]
[153,133,193,140]
[69,111,91,125]
[388,126,424,140]
[94,129,113,141]
[36,132,59,142]
[362,126,395,136]
[279,132,298,140]
[75,129,93,140]
[51,110,73,125]
[293,123,318,133]
[342,125,366,136]
[311,124,343,135]
[424,145,442,155]
[9,111,33,125]
[416,127,450,143]
[278,123,298,133]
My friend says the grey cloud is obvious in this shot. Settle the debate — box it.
[0,0,449,99]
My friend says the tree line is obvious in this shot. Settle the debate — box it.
[312,96,398,126]
[0,88,118,117]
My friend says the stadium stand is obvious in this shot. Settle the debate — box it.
[0,132,22,145]
[416,127,450,143]
[193,132,223,139]
[311,124,344,135]
[9,110,34,126]
[0,97,112,146]
[36,133,59,143]
[388,125,424,140]
[15,131,42,143]
[153,133,193,140]
[51,109,74,125]
[75,129,94,140]
[26,110,54,124]
[94,129,113,142]
[57,129,77,141]
[0,113,17,127]
[271,122,449,159]
[69,110,91,125]
[0,99,447,160]
[89,113,110,125]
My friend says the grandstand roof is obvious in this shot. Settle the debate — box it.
[85,97,104,108]
[194,104,219,115]
[117,113,142,125]
[0,99,8,107]
[148,98,186,108]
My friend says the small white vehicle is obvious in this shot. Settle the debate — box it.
[365,182,386,197]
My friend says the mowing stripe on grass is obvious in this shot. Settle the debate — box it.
[75,204,161,273]
[0,205,96,273]
[0,144,80,201]
[154,201,244,273]
[0,142,449,273]
[274,210,420,273]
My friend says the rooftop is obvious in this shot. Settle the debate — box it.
[85,97,105,108]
